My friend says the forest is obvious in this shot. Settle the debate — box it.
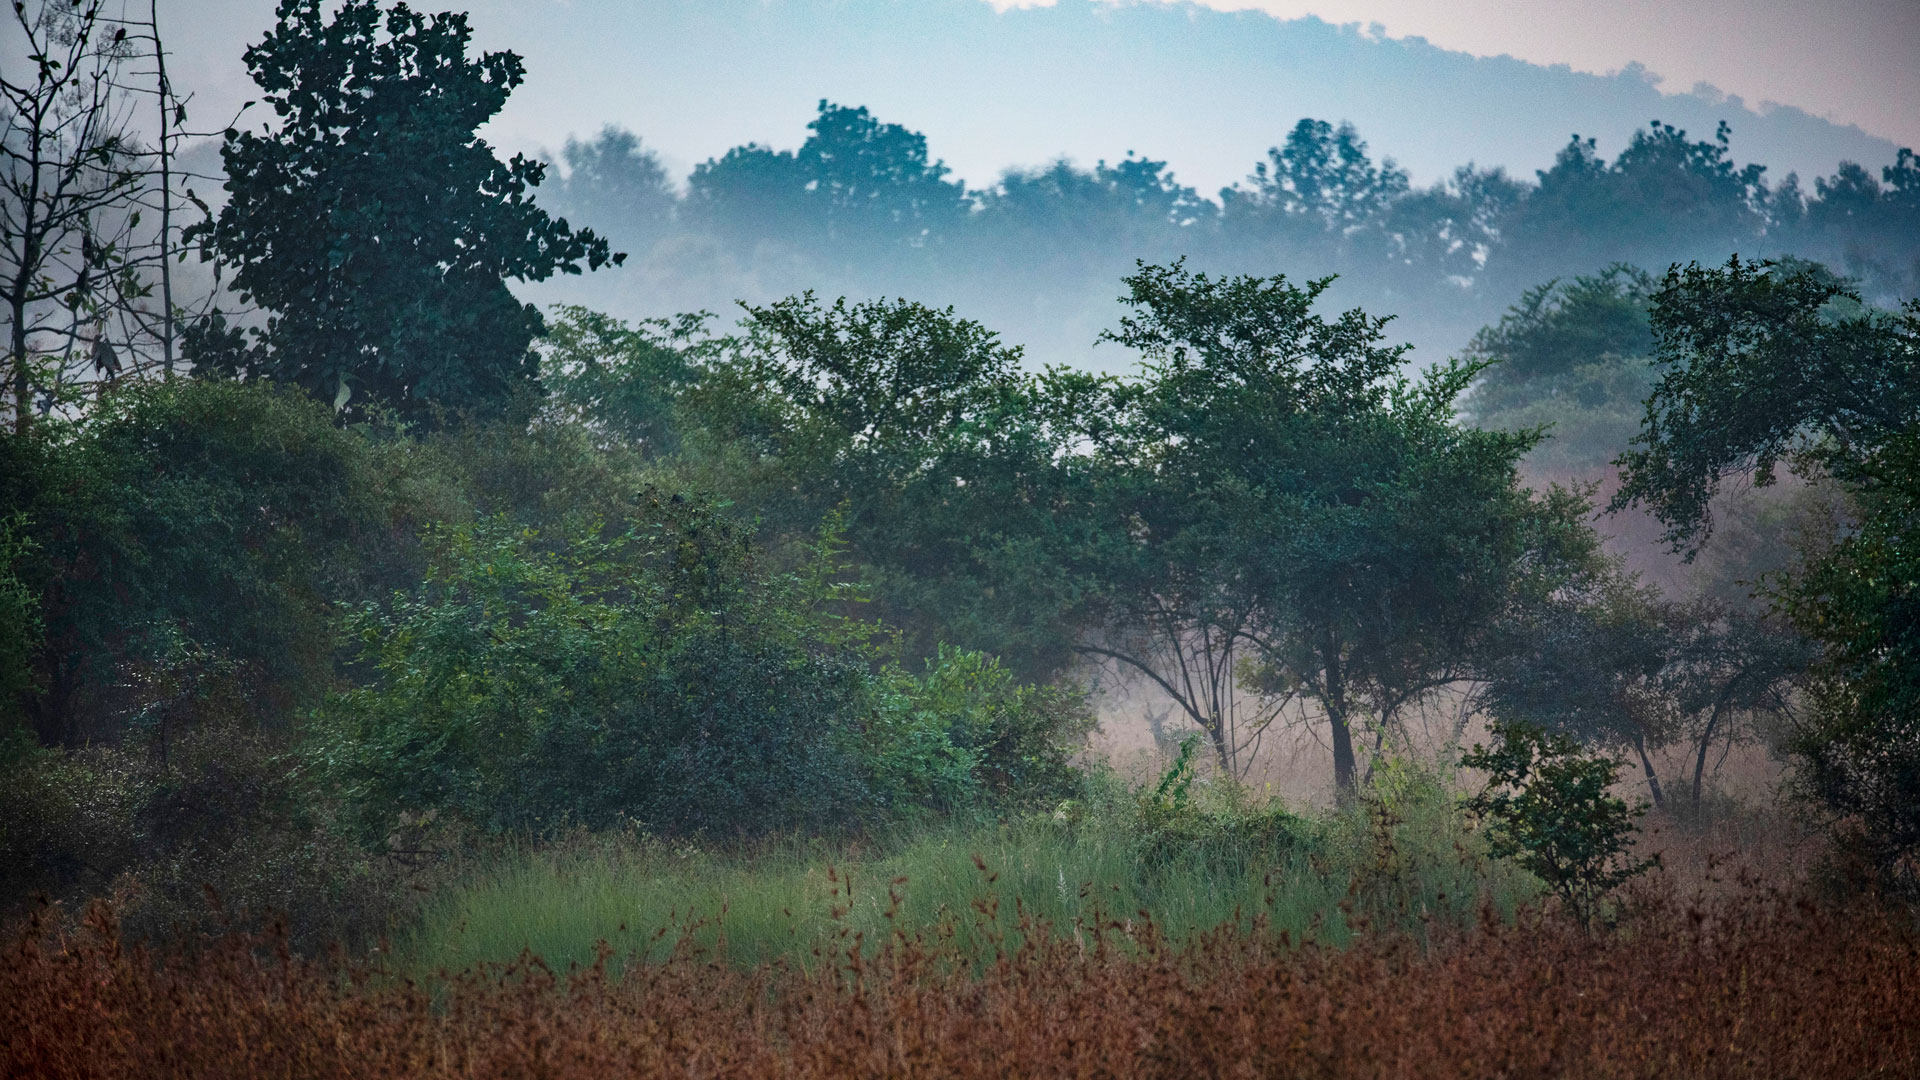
[3,1,1918,1076]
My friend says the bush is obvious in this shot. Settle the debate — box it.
[1463,718,1656,925]
[2,380,392,747]
[862,645,1093,817]
[312,499,881,838]
[0,725,430,952]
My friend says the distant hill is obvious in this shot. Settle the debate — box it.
[460,0,1904,192]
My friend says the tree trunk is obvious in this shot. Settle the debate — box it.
[1691,704,1727,812]
[1325,630,1357,798]
[9,292,29,435]
[1631,732,1665,809]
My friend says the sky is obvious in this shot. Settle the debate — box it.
[149,0,1915,193]
[995,0,1920,153]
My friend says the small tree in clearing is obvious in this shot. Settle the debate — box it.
[1463,718,1657,926]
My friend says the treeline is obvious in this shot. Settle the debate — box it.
[541,103,1920,355]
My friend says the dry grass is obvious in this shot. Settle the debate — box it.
[5,881,1917,1079]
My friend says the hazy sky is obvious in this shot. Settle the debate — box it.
[152,0,1915,193]
[997,0,1920,151]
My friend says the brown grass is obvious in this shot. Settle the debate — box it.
[4,885,1917,1079]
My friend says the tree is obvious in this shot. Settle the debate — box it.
[685,101,968,265]
[1094,261,1596,790]
[1457,265,1657,468]
[1492,121,1770,297]
[1800,148,1920,302]
[677,292,1101,681]
[1483,568,1810,811]
[544,125,676,254]
[1612,256,1920,888]
[187,0,619,423]
[1613,257,1919,550]
[3,0,148,431]
[1463,718,1657,927]
[1222,119,1408,240]
[0,379,390,747]
[972,153,1204,275]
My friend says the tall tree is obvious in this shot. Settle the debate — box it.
[1493,122,1769,296]
[1219,118,1408,270]
[545,125,675,254]
[1613,256,1920,887]
[685,101,968,264]
[678,292,1100,681]
[188,0,619,423]
[1096,261,1596,790]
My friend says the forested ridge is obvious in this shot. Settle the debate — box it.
[3,2,1917,1075]
[531,101,1920,362]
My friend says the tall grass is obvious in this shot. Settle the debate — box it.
[11,881,1918,1079]
[399,761,1539,974]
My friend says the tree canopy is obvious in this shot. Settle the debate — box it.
[188,0,620,423]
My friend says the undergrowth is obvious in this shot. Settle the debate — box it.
[399,756,1537,974]
[6,881,1917,1079]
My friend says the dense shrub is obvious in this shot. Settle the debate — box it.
[863,644,1093,816]
[0,725,429,951]
[312,501,868,836]
[0,380,392,746]
[311,498,1086,838]
[1463,718,1657,925]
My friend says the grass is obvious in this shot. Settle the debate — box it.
[398,763,1540,974]
[10,880,1918,1079]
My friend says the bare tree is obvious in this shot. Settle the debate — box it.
[3,0,146,428]
[2,0,219,427]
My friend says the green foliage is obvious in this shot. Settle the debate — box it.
[865,645,1092,816]
[1613,257,1920,551]
[1612,256,1920,887]
[1095,260,1600,788]
[541,305,701,453]
[0,512,39,727]
[0,724,429,951]
[187,0,619,422]
[1130,736,1311,874]
[680,291,1100,680]
[312,503,877,837]
[311,498,1085,838]
[1,379,390,746]
[1782,431,1920,892]
[1495,121,1771,296]
[1459,265,1656,468]
[1463,719,1656,926]
[1483,566,1811,810]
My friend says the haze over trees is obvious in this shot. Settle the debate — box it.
[533,102,1919,365]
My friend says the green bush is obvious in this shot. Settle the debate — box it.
[312,499,878,837]
[313,494,1091,839]
[1,380,392,746]
[0,512,38,729]
[862,645,1093,817]
[1463,718,1656,925]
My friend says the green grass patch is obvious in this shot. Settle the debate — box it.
[397,764,1540,974]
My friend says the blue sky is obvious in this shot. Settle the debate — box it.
[162,0,1912,192]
